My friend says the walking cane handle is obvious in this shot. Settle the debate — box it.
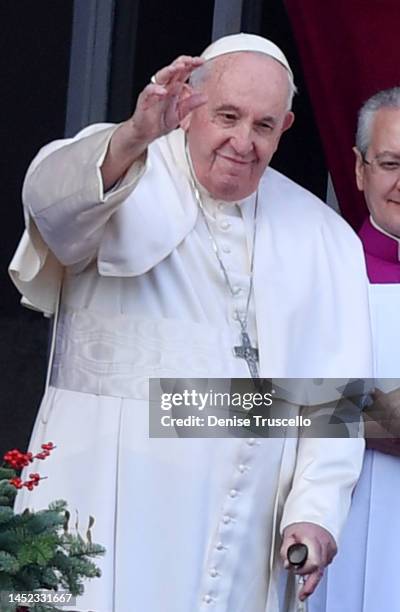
[287,543,308,569]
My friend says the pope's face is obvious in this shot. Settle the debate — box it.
[355,107,400,237]
[181,52,294,201]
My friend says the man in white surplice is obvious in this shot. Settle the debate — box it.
[310,88,400,612]
[9,34,372,612]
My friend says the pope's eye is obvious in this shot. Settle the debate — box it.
[220,113,237,122]
[257,122,274,131]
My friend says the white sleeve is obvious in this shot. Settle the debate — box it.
[280,436,365,544]
[9,124,147,314]
[23,123,147,267]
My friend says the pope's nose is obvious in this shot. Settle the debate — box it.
[230,125,254,157]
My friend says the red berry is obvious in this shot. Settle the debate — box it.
[10,477,23,489]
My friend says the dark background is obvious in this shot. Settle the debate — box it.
[1,2,74,456]
[1,0,326,455]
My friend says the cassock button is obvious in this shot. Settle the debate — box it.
[215,542,224,550]
[209,568,218,578]
[238,464,247,473]
[222,244,231,254]
[229,489,238,498]
[247,438,256,446]
[203,594,213,604]
[232,286,242,296]
[220,220,231,231]
[222,514,231,524]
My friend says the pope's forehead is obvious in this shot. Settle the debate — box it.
[202,52,290,103]
[208,51,287,78]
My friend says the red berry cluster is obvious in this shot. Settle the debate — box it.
[3,442,55,491]
[3,449,33,470]
[34,441,55,460]
[10,473,42,491]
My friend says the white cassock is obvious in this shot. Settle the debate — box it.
[309,284,400,612]
[9,125,372,612]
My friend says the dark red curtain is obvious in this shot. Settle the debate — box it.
[284,0,400,230]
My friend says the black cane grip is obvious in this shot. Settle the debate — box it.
[287,543,308,569]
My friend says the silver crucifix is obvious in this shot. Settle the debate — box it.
[234,331,260,379]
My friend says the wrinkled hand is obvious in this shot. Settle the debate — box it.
[364,387,400,456]
[102,56,208,190]
[281,522,337,602]
[130,55,208,145]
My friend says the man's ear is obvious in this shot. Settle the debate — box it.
[353,147,365,192]
[281,111,295,134]
[179,83,194,132]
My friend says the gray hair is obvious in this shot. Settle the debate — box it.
[189,52,297,111]
[356,87,400,155]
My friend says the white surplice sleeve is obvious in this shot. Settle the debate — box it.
[280,436,365,545]
[9,124,146,314]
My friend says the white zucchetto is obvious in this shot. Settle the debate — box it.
[201,32,293,81]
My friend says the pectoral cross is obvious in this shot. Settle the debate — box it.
[234,331,260,379]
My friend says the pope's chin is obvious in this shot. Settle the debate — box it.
[202,169,256,201]
[206,177,255,202]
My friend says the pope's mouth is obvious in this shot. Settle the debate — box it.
[217,153,255,166]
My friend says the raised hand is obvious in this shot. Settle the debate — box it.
[130,55,207,144]
[102,55,207,190]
